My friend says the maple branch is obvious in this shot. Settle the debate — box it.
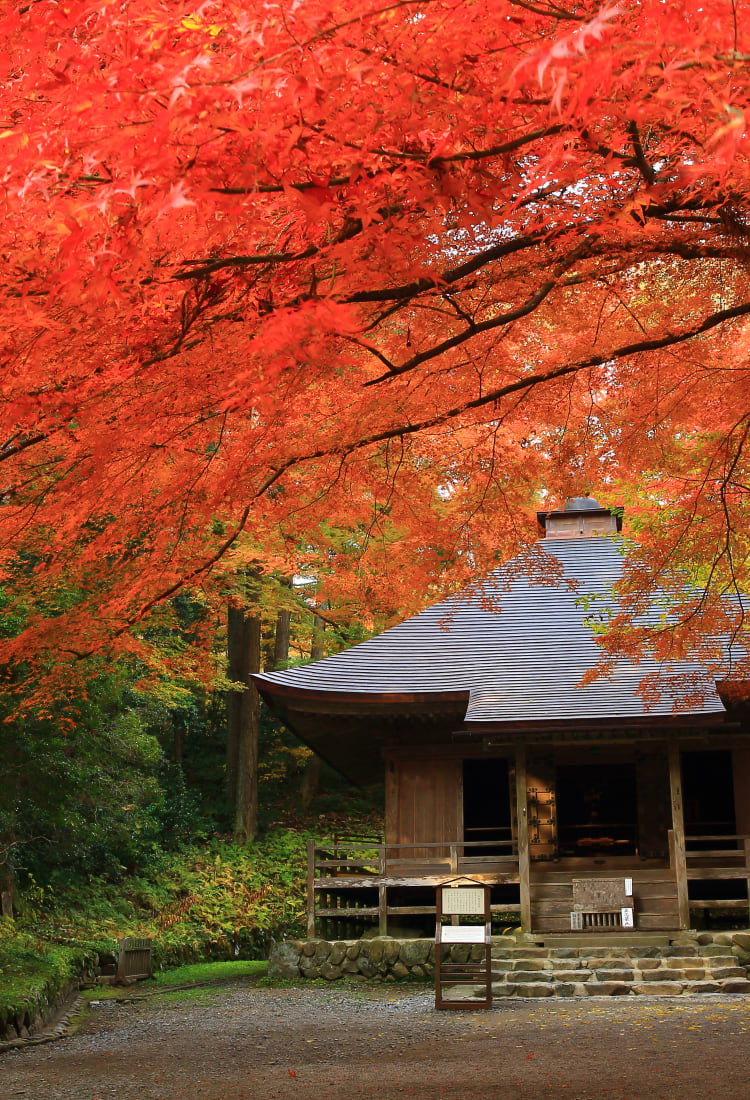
[124,303,750,626]
[211,126,565,194]
[347,233,546,304]
[174,247,317,277]
[64,290,750,661]
[173,211,386,280]
[337,301,750,459]
[507,0,584,19]
[365,277,579,383]
[627,120,656,185]
[365,242,594,383]
[0,432,49,465]
[355,236,748,341]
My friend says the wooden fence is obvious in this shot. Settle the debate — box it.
[117,936,153,981]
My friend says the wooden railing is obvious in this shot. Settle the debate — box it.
[685,833,750,862]
[306,837,520,938]
[669,832,750,914]
[311,837,517,877]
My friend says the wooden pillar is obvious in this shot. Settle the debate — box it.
[306,837,316,938]
[668,742,690,930]
[515,743,532,931]
[384,757,398,855]
[378,883,388,937]
[732,749,750,911]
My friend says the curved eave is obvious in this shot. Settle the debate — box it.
[256,678,468,785]
[254,676,470,712]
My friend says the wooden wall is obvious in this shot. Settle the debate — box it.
[385,754,460,855]
[530,867,680,932]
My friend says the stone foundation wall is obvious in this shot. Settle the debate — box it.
[268,930,750,984]
[268,936,478,982]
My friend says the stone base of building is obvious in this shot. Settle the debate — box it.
[268,935,452,982]
[269,930,750,996]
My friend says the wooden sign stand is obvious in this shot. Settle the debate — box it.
[434,880,492,1010]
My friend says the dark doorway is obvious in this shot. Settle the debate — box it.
[557,763,638,856]
[463,758,512,856]
[682,750,736,838]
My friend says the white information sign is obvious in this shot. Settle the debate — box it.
[624,878,633,897]
[440,925,486,944]
[441,887,485,915]
[621,907,634,928]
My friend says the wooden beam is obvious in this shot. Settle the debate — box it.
[689,899,749,910]
[515,743,531,931]
[314,873,519,888]
[668,742,690,930]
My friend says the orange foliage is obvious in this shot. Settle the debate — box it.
[2,1,750,684]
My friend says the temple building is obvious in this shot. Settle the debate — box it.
[255,498,750,937]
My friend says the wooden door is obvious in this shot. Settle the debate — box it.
[387,755,460,865]
[636,748,671,860]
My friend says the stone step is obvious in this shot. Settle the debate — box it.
[440,934,750,998]
[490,946,552,958]
[491,948,738,965]
[528,933,671,949]
[481,976,750,998]
[491,945,689,960]
[490,965,747,984]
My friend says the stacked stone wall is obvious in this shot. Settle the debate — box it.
[268,930,750,984]
[0,951,98,1046]
[268,936,475,982]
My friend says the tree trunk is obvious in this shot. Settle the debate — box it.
[270,609,291,671]
[226,602,262,844]
[300,614,326,809]
[300,754,323,810]
[0,829,16,919]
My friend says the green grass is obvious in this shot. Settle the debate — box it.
[80,958,268,1003]
[152,959,267,985]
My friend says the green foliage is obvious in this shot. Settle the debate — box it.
[0,566,384,987]
[0,665,165,888]
[20,830,315,968]
[0,918,92,1032]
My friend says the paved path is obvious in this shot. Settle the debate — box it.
[2,983,749,1099]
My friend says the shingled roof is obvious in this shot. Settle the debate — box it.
[255,534,726,729]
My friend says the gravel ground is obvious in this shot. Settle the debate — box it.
[2,982,750,1100]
